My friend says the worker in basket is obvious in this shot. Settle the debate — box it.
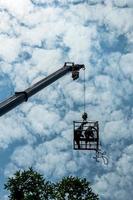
[84,126,95,144]
[74,121,87,149]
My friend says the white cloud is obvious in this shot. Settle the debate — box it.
[0,0,33,18]
[113,0,133,7]
[0,116,29,149]
[66,160,78,173]
[94,75,111,90]
[0,62,13,74]
[103,120,129,142]
[63,25,96,63]
[93,144,133,200]
[26,104,60,136]
[120,53,133,81]
[0,36,20,62]
[64,81,84,105]
[0,11,11,33]
[0,1,133,199]
[10,145,35,167]
[4,163,18,178]
[104,6,133,33]
[32,48,63,74]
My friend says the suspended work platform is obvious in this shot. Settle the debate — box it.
[73,120,99,151]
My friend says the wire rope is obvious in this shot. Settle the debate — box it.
[83,68,86,114]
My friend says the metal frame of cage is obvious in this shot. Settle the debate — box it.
[73,121,99,151]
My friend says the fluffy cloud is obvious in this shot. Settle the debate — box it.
[0,36,20,62]
[93,144,133,200]
[120,53,133,81]
[0,0,33,17]
[113,0,133,7]
[0,114,35,149]
[0,0,132,199]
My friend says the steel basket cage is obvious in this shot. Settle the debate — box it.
[73,120,99,151]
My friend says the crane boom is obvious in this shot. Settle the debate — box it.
[0,62,84,117]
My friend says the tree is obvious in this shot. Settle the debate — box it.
[5,169,99,200]
[4,168,53,200]
[53,176,99,200]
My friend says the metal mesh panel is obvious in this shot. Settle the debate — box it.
[73,121,99,151]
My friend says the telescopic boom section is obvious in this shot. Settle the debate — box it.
[0,62,85,117]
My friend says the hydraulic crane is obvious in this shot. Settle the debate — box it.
[0,61,108,164]
[0,62,85,117]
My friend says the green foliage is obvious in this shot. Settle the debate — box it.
[5,168,99,200]
[4,168,53,200]
[53,176,99,200]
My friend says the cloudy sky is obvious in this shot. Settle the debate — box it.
[0,0,133,199]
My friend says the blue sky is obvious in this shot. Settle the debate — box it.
[0,0,133,199]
